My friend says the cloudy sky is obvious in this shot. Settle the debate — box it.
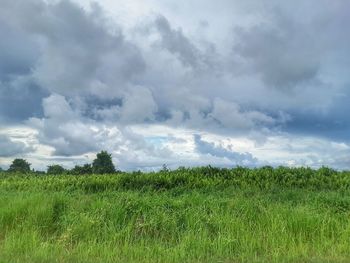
[1,0,350,171]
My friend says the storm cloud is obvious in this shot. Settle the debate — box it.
[0,135,32,157]
[194,135,258,166]
[1,0,350,170]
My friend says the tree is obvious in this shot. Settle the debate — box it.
[161,164,169,172]
[8,159,31,173]
[47,165,65,175]
[81,164,93,174]
[92,151,116,174]
[70,164,93,175]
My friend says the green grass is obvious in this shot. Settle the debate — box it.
[1,167,350,262]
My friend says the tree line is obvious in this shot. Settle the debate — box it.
[1,151,116,175]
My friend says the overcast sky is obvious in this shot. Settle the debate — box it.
[1,0,350,171]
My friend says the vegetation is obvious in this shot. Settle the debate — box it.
[8,158,31,173]
[3,151,116,175]
[70,164,93,175]
[0,166,350,262]
[47,165,65,175]
[92,151,116,174]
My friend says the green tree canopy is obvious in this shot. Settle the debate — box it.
[70,164,93,175]
[92,151,116,174]
[47,165,65,175]
[8,159,31,173]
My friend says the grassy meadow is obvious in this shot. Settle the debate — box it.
[1,166,350,262]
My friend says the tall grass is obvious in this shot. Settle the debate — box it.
[0,166,350,262]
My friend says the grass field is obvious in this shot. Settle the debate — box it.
[1,166,350,262]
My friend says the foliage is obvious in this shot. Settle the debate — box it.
[2,165,350,191]
[33,170,46,175]
[92,151,116,174]
[0,169,350,263]
[161,164,170,172]
[70,164,93,175]
[47,165,65,175]
[8,158,31,173]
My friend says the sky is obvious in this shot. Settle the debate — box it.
[1,0,350,171]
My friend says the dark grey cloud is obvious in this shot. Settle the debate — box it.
[233,10,321,89]
[32,2,144,96]
[1,0,145,98]
[81,95,123,121]
[155,15,201,68]
[194,134,257,166]
[0,135,32,157]
[0,21,39,81]
[284,93,350,141]
[0,0,281,136]
[154,15,219,72]
[0,16,45,123]
[0,80,48,123]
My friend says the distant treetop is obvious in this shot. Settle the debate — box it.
[47,165,65,175]
[92,151,116,174]
[8,159,31,173]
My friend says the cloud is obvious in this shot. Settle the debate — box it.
[0,79,48,123]
[0,21,39,80]
[42,93,76,120]
[0,134,32,157]
[119,86,158,123]
[208,98,275,130]
[1,0,350,170]
[155,15,202,69]
[28,94,167,162]
[28,94,112,156]
[1,0,145,99]
[233,10,321,89]
[249,133,350,170]
[0,14,46,123]
[194,134,258,166]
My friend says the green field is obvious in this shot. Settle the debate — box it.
[1,166,350,263]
